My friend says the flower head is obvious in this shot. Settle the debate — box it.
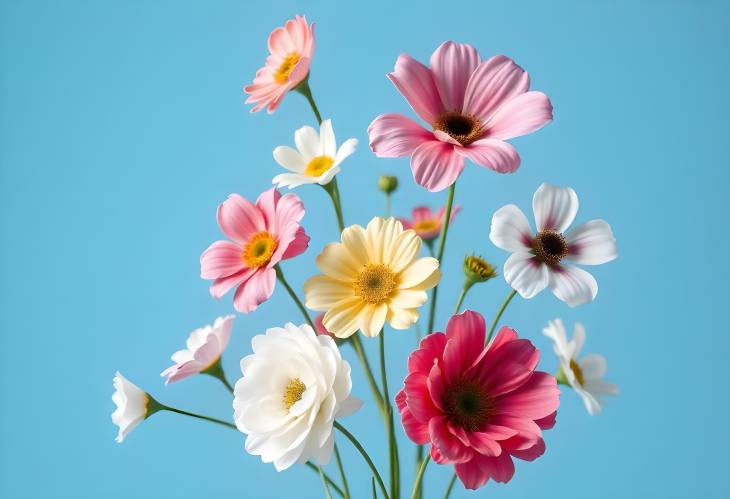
[543,319,618,415]
[399,204,461,242]
[490,183,617,307]
[273,119,357,189]
[160,316,235,385]
[396,311,560,490]
[112,372,152,443]
[368,41,552,192]
[304,217,441,338]
[463,255,497,284]
[200,188,310,313]
[233,322,361,471]
[244,15,315,113]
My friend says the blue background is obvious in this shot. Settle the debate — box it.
[1,0,728,497]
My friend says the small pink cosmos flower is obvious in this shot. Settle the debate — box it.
[396,310,560,490]
[244,15,315,113]
[399,204,461,242]
[369,41,553,192]
[161,315,235,385]
[200,188,310,313]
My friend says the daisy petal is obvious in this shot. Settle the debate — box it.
[334,138,358,166]
[319,119,336,157]
[273,146,306,173]
[295,125,320,158]
[579,354,608,380]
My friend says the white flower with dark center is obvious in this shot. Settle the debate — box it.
[112,372,151,443]
[543,319,618,415]
[490,183,617,307]
[232,322,362,471]
[272,119,358,189]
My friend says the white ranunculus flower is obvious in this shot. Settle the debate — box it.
[490,183,617,307]
[112,372,150,443]
[272,119,358,189]
[543,319,618,415]
[233,322,362,471]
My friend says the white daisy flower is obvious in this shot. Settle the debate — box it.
[233,322,362,471]
[543,319,618,415]
[490,183,617,307]
[272,119,358,189]
[112,372,152,443]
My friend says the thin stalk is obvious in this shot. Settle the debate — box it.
[426,182,456,336]
[305,463,345,498]
[201,358,234,394]
[322,180,346,233]
[318,465,334,499]
[334,444,351,499]
[384,193,392,217]
[415,446,424,499]
[294,76,322,124]
[453,281,474,315]
[350,335,385,416]
[410,455,430,499]
[158,404,237,430]
[275,264,315,330]
[334,421,390,499]
[486,289,517,345]
[380,333,400,499]
[442,474,458,499]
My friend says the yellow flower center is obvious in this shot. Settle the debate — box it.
[414,219,439,234]
[354,264,397,304]
[283,378,306,409]
[304,155,335,177]
[570,359,585,386]
[274,52,301,84]
[241,231,278,268]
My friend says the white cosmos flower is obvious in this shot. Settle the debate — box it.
[112,372,150,443]
[272,119,358,189]
[490,183,617,307]
[233,322,362,471]
[543,319,618,415]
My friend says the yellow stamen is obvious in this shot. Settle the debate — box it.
[304,156,335,177]
[241,231,278,268]
[283,378,306,409]
[275,52,301,84]
[570,359,585,386]
[354,264,397,304]
[413,219,439,234]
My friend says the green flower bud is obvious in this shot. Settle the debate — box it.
[378,175,398,194]
[463,255,497,284]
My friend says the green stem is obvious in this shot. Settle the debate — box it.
[334,444,351,499]
[305,463,345,498]
[486,289,517,345]
[322,180,346,233]
[201,358,234,394]
[410,454,430,499]
[426,183,456,337]
[275,264,315,330]
[294,76,322,124]
[442,474,458,499]
[334,421,391,499]
[318,465,334,499]
[384,193,392,217]
[380,333,400,499]
[350,335,385,416]
[453,281,474,315]
[157,404,237,430]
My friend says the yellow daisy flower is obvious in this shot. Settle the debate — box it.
[304,217,441,338]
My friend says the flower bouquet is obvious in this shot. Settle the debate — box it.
[112,15,618,498]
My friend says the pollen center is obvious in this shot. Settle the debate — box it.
[354,264,397,304]
[283,378,306,409]
[443,380,494,432]
[241,231,278,268]
[433,111,484,146]
[414,219,439,234]
[275,52,301,84]
[304,155,335,177]
[570,359,585,386]
[532,230,568,266]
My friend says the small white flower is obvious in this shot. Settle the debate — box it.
[161,315,235,385]
[272,119,358,189]
[233,322,361,471]
[112,372,150,443]
[490,183,617,307]
[543,319,618,415]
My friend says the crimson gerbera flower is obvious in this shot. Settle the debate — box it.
[395,310,560,490]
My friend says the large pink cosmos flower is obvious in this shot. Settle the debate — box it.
[200,188,309,313]
[396,311,559,490]
[368,41,553,192]
[398,204,461,243]
[244,15,315,113]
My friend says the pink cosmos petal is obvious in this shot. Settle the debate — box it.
[442,311,486,382]
[430,444,448,464]
[426,363,446,412]
[200,240,244,279]
[462,55,530,121]
[269,221,302,266]
[510,438,546,462]
[256,187,282,233]
[486,91,553,140]
[466,431,502,457]
[412,206,434,222]
[535,411,557,430]
[396,389,430,444]
[217,194,266,244]
[488,326,519,351]
[429,416,473,463]
[429,41,480,112]
[495,372,560,420]
[282,226,310,259]
[368,114,434,158]
[210,267,256,299]
[403,373,440,422]
[456,139,520,173]
[475,423,518,442]
[407,332,446,374]
[410,140,465,192]
[387,54,444,124]
[233,267,276,313]
[274,192,306,231]
[455,453,515,490]
[492,416,542,451]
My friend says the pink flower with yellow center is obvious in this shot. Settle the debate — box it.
[399,204,461,242]
[396,311,560,490]
[244,15,315,114]
[368,41,553,192]
[200,188,310,313]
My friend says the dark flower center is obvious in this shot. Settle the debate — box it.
[433,111,484,146]
[532,230,568,266]
[443,380,494,432]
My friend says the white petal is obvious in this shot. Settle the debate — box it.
[504,252,549,299]
[316,166,341,185]
[490,204,533,252]
[319,119,336,157]
[273,146,306,172]
[565,219,617,265]
[547,264,598,307]
[336,396,363,418]
[295,125,320,158]
[272,173,317,189]
[575,386,603,416]
[542,319,571,361]
[583,379,619,396]
[532,183,578,232]
[570,322,586,358]
[333,138,358,167]
[579,353,607,380]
